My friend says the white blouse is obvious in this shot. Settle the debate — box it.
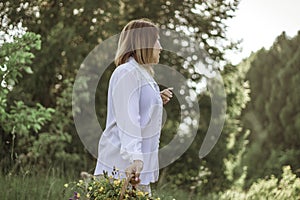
[94,57,163,185]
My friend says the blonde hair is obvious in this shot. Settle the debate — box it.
[114,19,159,76]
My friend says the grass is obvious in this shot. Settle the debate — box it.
[0,169,187,200]
[152,187,191,200]
[0,168,230,200]
[2,165,298,200]
[0,168,77,200]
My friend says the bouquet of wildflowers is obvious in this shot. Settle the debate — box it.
[64,167,161,200]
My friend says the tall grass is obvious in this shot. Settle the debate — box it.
[0,168,189,200]
[0,168,78,200]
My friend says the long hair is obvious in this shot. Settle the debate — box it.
[114,19,159,76]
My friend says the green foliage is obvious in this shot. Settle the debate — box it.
[0,32,56,172]
[220,63,250,187]
[156,60,251,197]
[241,32,300,186]
[0,168,79,200]
[0,28,80,173]
[1,0,241,119]
[245,166,300,200]
[202,166,300,200]
[29,77,81,170]
[0,31,40,81]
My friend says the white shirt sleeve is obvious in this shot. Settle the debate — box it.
[111,69,143,163]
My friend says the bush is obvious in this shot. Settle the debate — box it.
[201,165,300,200]
[245,166,300,200]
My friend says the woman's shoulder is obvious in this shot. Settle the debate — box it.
[114,61,135,73]
[113,57,140,74]
[111,61,139,82]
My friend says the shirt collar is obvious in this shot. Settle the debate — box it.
[128,56,139,66]
[128,57,150,75]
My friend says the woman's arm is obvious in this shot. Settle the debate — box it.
[111,69,143,163]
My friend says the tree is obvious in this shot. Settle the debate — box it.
[1,1,245,189]
[0,30,56,173]
[241,31,300,186]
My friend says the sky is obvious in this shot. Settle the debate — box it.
[225,0,300,64]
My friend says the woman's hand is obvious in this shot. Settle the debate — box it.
[125,160,144,185]
[160,87,173,105]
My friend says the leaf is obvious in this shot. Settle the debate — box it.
[24,66,34,74]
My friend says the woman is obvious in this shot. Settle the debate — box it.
[94,19,173,194]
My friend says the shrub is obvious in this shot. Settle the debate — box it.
[201,165,300,200]
[245,166,300,200]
